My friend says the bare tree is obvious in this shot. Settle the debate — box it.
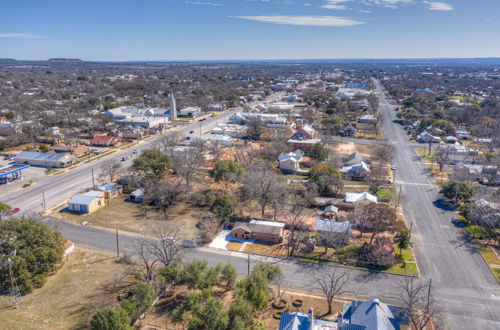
[173,149,203,187]
[314,267,351,315]
[99,159,122,182]
[271,274,288,303]
[284,209,309,257]
[60,129,79,155]
[144,177,186,220]
[244,160,287,217]
[133,238,158,282]
[207,141,225,163]
[374,143,393,169]
[157,131,183,151]
[150,225,185,268]
[395,278,437,330]
[434,145,450,172]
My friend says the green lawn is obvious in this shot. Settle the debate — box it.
[478,245,500,281]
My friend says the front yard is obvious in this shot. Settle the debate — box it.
[53,196,210,240]
[478,245,500,281]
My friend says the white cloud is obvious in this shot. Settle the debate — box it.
[427,1,453,11]
[321,0,351,9]
[0,33,47,39]
[232,15,363,26]
[188,1,221,6]
[365,0,412,8]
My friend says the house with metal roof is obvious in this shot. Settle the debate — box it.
[341,299,401,330]
[278,151,304,173]
[341,161,371,181]
[14,151,75,168]
[316,220,351,248]
[68,190,105,214]
[94,182,123,199]
[345,192,378,204]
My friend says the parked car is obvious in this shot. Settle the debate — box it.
[90,149,102,154]
[181,240,199,248]
[132,149,139,154]
[10,207,21,214]
[189,130,194,134]
[121,157,129,161]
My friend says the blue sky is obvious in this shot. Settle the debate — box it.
[0,0,499,60]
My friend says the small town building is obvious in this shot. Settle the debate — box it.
[345,192,378,204]
[90,135,120,147]
[341,161,371,181]
[358,114,377,124]
[67,190,105,214]
[178,106,201,118]
[14,151,75,168]
[316,220,351,248]
[416,131,441,143]
[342,123,357,137]
[129,188,145,203]
[278,150,304,173]
[94,182,123,199]
[231,220,284,244]
[287,138,322,153]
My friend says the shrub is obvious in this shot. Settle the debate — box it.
[272,299,287,310]
[292,299,303,307]
[273,312,283,320]
[466,225,494,240]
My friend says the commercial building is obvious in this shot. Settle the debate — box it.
[67,191,105,214]
[14,151,75,168]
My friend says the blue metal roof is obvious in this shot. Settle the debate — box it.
[0,165,30,178]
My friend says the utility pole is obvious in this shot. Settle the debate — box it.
[426,278,432,308]
[247,254,250,276]
[91,168,95,187]
[42,192,46,211]
[116,229,120,258]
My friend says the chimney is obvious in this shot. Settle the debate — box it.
[308,307,314,328]
[337,312,344,329]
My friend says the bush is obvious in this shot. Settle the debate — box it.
[292,299,303,307]
[273,312,283,319]
[272,299,287,310]
[0,218,64,293]
[466,225,495,240]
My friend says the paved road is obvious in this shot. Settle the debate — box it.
[6,88,500,328]
[373,79,500,329]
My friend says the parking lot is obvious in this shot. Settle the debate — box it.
[0,162,48,200]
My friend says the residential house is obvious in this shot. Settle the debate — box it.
[199,133,234,147]
[341,299,401,330]
[341,161,371,181]
[345,192,378,204]
[205,102,227,112]
[323,205,339,220]
[416,131,441,143]
[94,182,123,199]
[279,299,402,330]
[342,124,357,137]
[316,220,351,248]
[342,152,369,167]
[129,188,145,203]
[231,220,284,244]
[0,122,21,136]
[278,150,304,173]
[121,128,144,140]
[359,114,377,124]
[287,138,322,153]
[67,190,105,214]
[14,151,75,168]
[90,135,120,147]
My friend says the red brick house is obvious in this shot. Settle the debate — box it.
[90,135,120,147]
[231,221,283,244]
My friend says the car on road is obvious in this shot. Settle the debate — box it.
[132,149,139,154]
[121,157,129,161]
[189,130,194,134]
[181,240,198,248]
[199,118,207,121]
[90,149,102,154]
[391,165,396,171]
[10,207,21,214]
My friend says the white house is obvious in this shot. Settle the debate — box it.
[341,161,371,180]
[345,192,377,204]
[278,151,304,173]
[417,131,441,143]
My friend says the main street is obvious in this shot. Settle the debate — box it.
[6,88,500,329]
